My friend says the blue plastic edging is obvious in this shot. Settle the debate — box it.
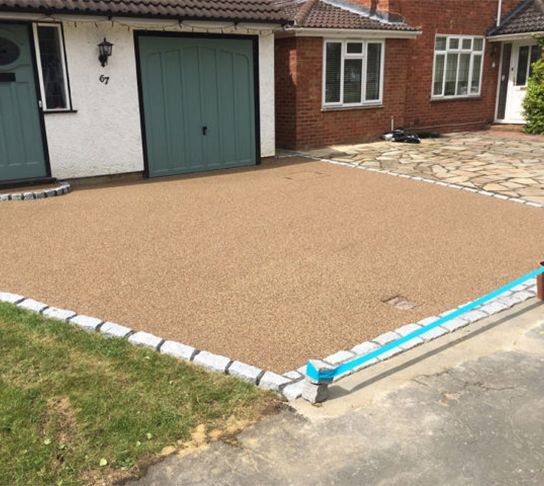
[307,267,544,382]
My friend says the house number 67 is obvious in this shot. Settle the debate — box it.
[99,75,110,85]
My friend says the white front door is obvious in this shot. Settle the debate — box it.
[499,41,541,123]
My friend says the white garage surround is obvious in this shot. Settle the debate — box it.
[40,20,276,179]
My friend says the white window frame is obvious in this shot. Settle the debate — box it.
[322,39,385,108]
[32,22,72,112]
[431,34,485,100]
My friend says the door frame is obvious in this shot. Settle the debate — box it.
[133,30,261,179]
[0,19,51,185]
[494,38,538,124]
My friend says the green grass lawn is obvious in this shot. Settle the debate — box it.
[0,302,277,485]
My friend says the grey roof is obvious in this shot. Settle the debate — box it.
[280,0,418,31]
[489,0,544,36]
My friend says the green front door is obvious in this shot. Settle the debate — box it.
[0,23,47,182]
[138,35,257,177]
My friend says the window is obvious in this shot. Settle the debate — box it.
[33,23,71,111]
[432,35,484,98]
[323,40,384,107]
[516,45,542,86]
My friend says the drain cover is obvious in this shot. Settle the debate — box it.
[383,295,418,310]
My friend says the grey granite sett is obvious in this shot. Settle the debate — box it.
[228,361,262,383]
[192,351,231,373]
[43,307,77,321]
[45,189,57,197]
[69,314,103,332]
[11,193,22,200]
[160,340,195,361]
[283,370,303,381]
[55,187,65,196]
[478,190,494,196]
[440,317,470,333]
[513,290,536,302]
[258,371,291,391]
[462,310,489,323]
[372,331,401,347]
[395,323,424,350]
[478,300,510,316]
[282,380,304,401]
[23,192,34,200]
[100,321,132,338]
[0,292,24,304]
[35,192,46,199]
[419,325,449,342]
[323,350,355,365]
[351,341,379,356]
[128,331,163,350]
[0,194,10,201]
[17,298,48,313]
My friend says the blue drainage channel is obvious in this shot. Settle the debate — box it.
[306,266,544,385]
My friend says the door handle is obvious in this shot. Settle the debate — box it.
[202,126,208,136]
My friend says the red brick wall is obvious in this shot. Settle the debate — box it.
[390,0,520,132]
[275,37,410,149]
[275,0,522,149]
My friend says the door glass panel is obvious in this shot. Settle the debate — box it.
[0,37,19,65]
[343,58,362,103]
[529,45,541,78]
[516,46,530,86]
[36,26,67,109]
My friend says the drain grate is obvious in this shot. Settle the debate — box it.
[383,295,419,310]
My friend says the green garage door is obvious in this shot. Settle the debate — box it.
[137,35,257,177]
[0,23,47,182]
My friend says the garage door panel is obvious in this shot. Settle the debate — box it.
[199,46,222,168]
[138,35,257,178]
[180,46,205,171]
[142,52,170,175]
[233,53,255,164]
[217,50,237,164]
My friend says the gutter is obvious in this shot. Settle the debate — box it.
[282,26,421,39]
[487,31,544,41]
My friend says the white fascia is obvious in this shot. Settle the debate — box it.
[283,27,420,39]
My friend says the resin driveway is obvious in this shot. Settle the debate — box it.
[304,130,544,205]
[1,157,544,373]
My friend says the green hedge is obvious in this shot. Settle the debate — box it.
[523,38,544,134]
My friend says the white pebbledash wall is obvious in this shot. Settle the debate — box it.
[43,21,276,179]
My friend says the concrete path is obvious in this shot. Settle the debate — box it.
[133,299,544,485]
[303,130,544,205]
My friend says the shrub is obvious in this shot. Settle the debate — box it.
[523,38,544,134]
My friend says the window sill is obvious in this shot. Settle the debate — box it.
[430,96,482,102]
[322,103,383,112]
[43,109,78,114]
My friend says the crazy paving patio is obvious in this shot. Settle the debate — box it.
[1,151,543,372]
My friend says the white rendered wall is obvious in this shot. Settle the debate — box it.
[43,21,276,179]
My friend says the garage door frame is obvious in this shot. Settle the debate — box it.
[133,31,261,178]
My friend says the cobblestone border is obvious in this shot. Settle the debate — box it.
[0,292,296,399]
[0,182,71,202]
[0,280,538,402]
[296,152,544,209]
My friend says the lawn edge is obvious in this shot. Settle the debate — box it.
[0,292,297,399]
